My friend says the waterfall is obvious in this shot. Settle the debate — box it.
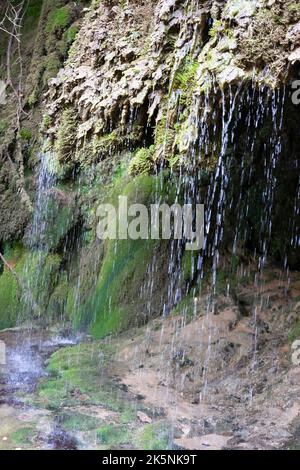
[27,152,57,252]
[19,152,57,324]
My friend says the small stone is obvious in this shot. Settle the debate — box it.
[288,48,300,64]
[137,411,152,423]
[181,424,191,437]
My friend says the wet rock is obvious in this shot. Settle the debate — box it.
[286,23,300,46]
[47,425,78,450]
[292,341,300,366]
[174,433,232,450]
[172,349,195,368]
[288,47,300,64]
[219,65,245,86]
[137,411,152,424]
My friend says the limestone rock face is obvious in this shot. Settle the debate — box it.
[43,0,300,168]
[289,48,300,65]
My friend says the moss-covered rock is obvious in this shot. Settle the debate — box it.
[66,172,185,338]
[129,146,155,176]
[96,424,130,448]
[289,320,300,344]
[10,427,36,446]
[45,5,73,35]
[0,242,66,329]
[0,244,27,329]
[55,108,78,166]
[19,251,62,321]
[24,186,80,252]
[47,274,69,321]
[135,422,171,450]
[35,341,134,413]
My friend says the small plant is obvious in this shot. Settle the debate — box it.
[173,58,199,92]
[129,146,155,176]
[135,422,171,450]
[42,56,61,86]
[42,114,51,130]
[209,20,222,39]
[11,427,35,446]
[0,119,8,137]
[289,320,300,344]
[55,108,77,163]
[96,424,129,447]
[65,25,78,44]
[19,128,32,141]
[46,6,71,34]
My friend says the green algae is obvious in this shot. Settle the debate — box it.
[135,422,171,450]
[0,244,27,329]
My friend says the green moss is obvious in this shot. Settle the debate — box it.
[129,146,155,176]
[0,119,8,140]
[92,131,119,156]
[43,55,61,87]
[19,252,62,321]
[181,250,197,282]
[96,424,130,448]
[23,0,43,34]
[135,422,171,450]
[42,114,51,131]
[46,6,72,35]
[39,197,77,250]
[79,174,176,338]
[154,110,178,161]
[0,244,27,330]
[120,408,136,424]
[172,291,197,320]
[59,24,79,57]
[75,126,145,168]
[112,156,131,184]
[55,108,77,165]
[47,275,69,320]
[67,172,179,338]
[173,58,199,91]
[65,24,79,45]
[35,342,137,416]
[60,412,103,432]
[27,89,39,108]
[37,343,108,409]
[36,377,69,409]
[19,128,32,141]
[86,239,156,338]
[65,286,77,322]
[288,321,300,344]
[10,427,35,446]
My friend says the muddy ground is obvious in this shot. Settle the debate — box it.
[0,267,299,450]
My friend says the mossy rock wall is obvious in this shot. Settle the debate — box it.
[67,174,179,339]
[0,245,26,329]
[0,245,63,328]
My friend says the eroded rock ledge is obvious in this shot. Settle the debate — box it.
[44,0,300,171]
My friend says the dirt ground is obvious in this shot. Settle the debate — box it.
[108,267,300,450]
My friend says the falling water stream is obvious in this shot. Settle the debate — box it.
[0,153,84,449]
[1,83,299,450]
